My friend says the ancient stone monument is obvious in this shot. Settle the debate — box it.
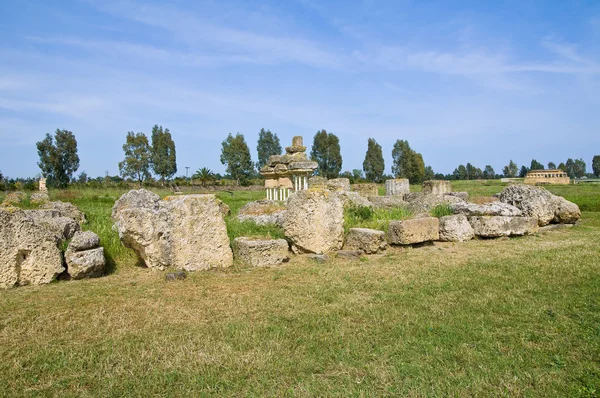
[39,177,48,192]
[524,169,570,185]
[385,179,410,196]
[422,180,451,194]
[260,136,318,201]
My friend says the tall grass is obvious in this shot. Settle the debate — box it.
[429,203,454,217]
[344,205,412,232]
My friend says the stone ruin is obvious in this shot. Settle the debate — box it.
[39,177,48,192]
[260,136,317,201]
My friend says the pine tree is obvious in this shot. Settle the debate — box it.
[310,129,342,178]
[36,129,80,187]
[119,132,152,187]
[362,138,385,182]
[530,159,544,171]
[150,125,177,184]
[256,128,282,169]
[220,133,254,185]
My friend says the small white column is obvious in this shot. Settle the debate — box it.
[304,176,308,190]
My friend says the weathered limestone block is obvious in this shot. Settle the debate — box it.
[439,214,474,242]
[237,200,287,226]
[30,192,50,204]
[445,192,469,201]
[112,190,233,271]
[404,193,464,213]
[25,209,80,241]
[450,202,522,217]
[327,178,350,192]
[41,201,86,224]
[422,180,452,194]
[233,237,289,267]
[0,208,64,288]
[69,230,100,252]
[469,216,539,238]
[289,162,319,170]
[499,184,581,226]
[344,228,387,254]
[353,183,378,198]
[332,191,373,208]
[65,247,105,279]
[387,217,440,245]
[309,176,328,189]
[385,179,410,196]
[282,190,345,254]
[368,196,408,210]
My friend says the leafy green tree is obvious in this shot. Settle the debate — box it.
[530,159,544,170]
[192,167,215,186]
[151,125,177,184]
[391,140,425,183]
[362,138,385,182]
[519,165,529,178]
[256,128,282,169]
[36,129,80,188]
[352,169,364,182]
[424,165,435,181]
[565,158,576,178]
[77,171,88,185]
[592,155,600,177]
[547,161,556,170]
[574,158,586,178]
[503,160,518,178]
[119,132,152,187]
[310,129,342,178]
[452,165,467,180]
[220,133,254,185]
[483,165,495,179]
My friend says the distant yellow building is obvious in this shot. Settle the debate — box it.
[524,169,570,185]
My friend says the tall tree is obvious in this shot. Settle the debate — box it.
[519,165,529,178]
[310,129,342,178]
[452,165,467,180]
[391,140,426,183]
[424,165,435,181]
[547,161,556,169]
[150,125,177,184]
[256,128,282,169]
[530,159,544,170]
[483,165,495,179]
[119,132,152,187]
[220,133,254,185]
[36,129,80,188]
[362,138,385,182]
[565,158,576,178]
[503,160,518,178]
[192,167,215,186]
[574,158,586,178]
[592,155,600,178]
[558,162,567,172]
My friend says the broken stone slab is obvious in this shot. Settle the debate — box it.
[327,178,350,192]
[25,209,80,242]
[165,270,187,281]
[469,216,539,238]
[289,161,318,170]
[352,183,378,198]
[404,193,464,213]
[385,179,410,197]
[237,200,287,226]
[309,176,328,189]
[498,184,581,226]
[387,217,440,245]
[336,250,363,259]
[112,190,233,271]
[233,237,289,267]
[0,207,64,288]
[30,192,50,204]
[68,230,101,252]
[282,189,345,254]
[65,247,105,280]
[368,196,408,210]
[450,202,522,217]
[438,214,474,242]
[422,180,451,194]
[40,201,86,224]
[445,192,469,201]
[344,228,387,254]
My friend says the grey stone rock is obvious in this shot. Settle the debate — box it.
[385,179,410,197]
[336,250,363,259]
[387,217,440,245]
[344,228,387,254]
[327,178,350,192]
[439,214,474,242]
[65,247,105,279]
[41,201,86,224]
[25,210,80,241]
[165,270,187,281]
[68,230,100,252]
[237,200,286,226]
[422,180,451,194]
[445,192,469,201]
[307,254,328,263]
[233,237,289,267]
[450,202,522,217]
[469,216,539,238]
[368,196,408,210]
[332,191,374,208]
[0,207,64,288]
[30,192,50,204]
[404,193,464,212]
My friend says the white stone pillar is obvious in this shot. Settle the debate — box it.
[304,176,308,190]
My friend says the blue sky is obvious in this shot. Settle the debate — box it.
[1,0,599,178]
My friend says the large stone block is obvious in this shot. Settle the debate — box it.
[327,178,350,192]
[422,180,452,194]
[233,237,289,267]
[69,230,101,252]
[368,196,408,210]
[499,184,581,226]
[439,214,474,242]
[40,201,86,224]
[0,208,64,288]
[387,217,440,245]
[352,183,378,197]
[385,179,410,196]
[469,216,539,238]
[112,190,233,271]
[25,209,80,242]
[450,202,522,217]
[309,176,328,189]
[237,200,287,226]
[30,192,50,204]
[344,228,387,254]
[66,247,105,279]
[282,190,345,254]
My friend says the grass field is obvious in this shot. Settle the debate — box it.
[1,181,599,396]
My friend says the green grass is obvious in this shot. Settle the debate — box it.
[345,205,412,232]
[1,182,600,396]
[429,203,454,217]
